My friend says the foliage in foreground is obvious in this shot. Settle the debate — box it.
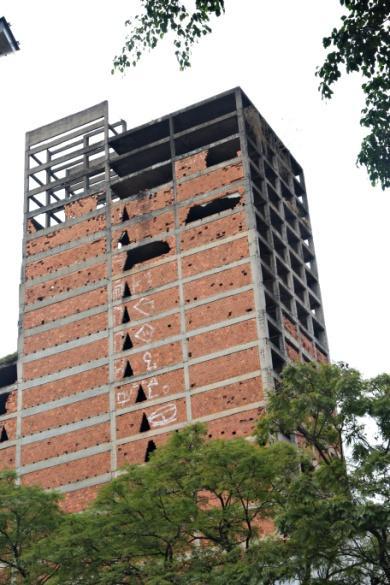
[0,362,388,584]
[113,0,389,190]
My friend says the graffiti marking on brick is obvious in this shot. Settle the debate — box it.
[134,323,155,344]
[143,351,157,372]
[112,283,123,301]
[134,297,155,317]
[116,389,133,406]
[148,403,177,428]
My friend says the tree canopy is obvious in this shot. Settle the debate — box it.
[1,362,388,584]
[112,0,389,190]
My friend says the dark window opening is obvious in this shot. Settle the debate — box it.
[265,293,278,322]
[30,218,44,231]
[140,413,150,433]
[123,282,131,298]
[123,241,171,271]
[121,207,129,222]
[122,308,130,324]
[297,304,309,330]
[306,271,319,296]
[276,259,289,286]
[118,231,130,248]
[268,322,282,350]
[290,254,303,278]
[173,93,236,133]
[273,233,286,260]
[271,350,285,375]
[205,138,240,167]
[313,320,326,344]
[258,240,273,269]
[253,188,267,217]
[270,209,283,235]
[144,440,157,462]
[268,184,280,209]
[293,278,305,302]
[135,385,147,403]
[264,160,277,187]
[262,267,275,295]
[256,214,269,241]
[279,284,293,311]
[175,116,238,157]
[250,164,265,195]
[185,194,240,225]
[123,361,134,378]
[0,427,8,443]
[0,360,17,389]
[122,334,133,351]
[0,393,10,416]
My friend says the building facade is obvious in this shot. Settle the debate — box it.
[0,88,328,511]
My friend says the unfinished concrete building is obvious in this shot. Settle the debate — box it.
[0,88,329,511]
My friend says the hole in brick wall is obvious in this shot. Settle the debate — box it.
[136,385,147,403]
[123,241,171,271]
[0,361,17,389]
[140,413,150,433]
[185,194,240,224]
[123,282,131,298]
[122,334,133,351]
[0,427,8,443]
[0,393,10,416]
[118,231,130,248]
[145,440,156,462]
[123,361,134,378]
[122,308,131,324]
[121,207,129,221]
[31,218,44,231]
[205,137,240,167]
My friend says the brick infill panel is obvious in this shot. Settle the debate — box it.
[186,289,254,331]
[24,287,107,329]
[22,451,111,489]
[25,239,106,280]
[189,346,260,388]
[22,365,109,408]
[24,312,108,355]
[23,338,108,381]
[21,422,110,466]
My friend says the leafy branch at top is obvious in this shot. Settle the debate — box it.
[317,0,390,189]
[112,0,225,72]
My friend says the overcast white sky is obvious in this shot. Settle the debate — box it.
[0,0,388,377]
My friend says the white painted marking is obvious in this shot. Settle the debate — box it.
[134,297,155,317]
[134,323,155,344]
[143,351,157,372]
[148,403,177,427]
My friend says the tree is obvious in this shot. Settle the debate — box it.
[49,425,298,584]
[113,0,389,190]
[316,0,390,190]
[6,363,388,584]
[0,471,63,584]
[258,362,390,584]
[112,0,225,72]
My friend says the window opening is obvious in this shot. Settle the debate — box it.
[0,393,9,416]
[123,241,170,271]
[118,231,130,248]
[0,427,8,443]
[140,413,150,433]
[122,308,130,324]
[135,385,147,403]
[122,334,133,351]
[123,361,134,378]
[123,282,131,298]
[145,440,157,462]
[121,207,129,221]
[185,194,240,224]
